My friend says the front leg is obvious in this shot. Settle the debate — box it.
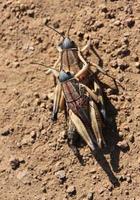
[51,83,62,121]
[46,52,61,86]
[81,39,91,53]
[75,49,89,79]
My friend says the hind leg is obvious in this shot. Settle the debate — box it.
[67,120,79,155]
[67,120,84,164]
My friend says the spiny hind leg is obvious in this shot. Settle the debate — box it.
[94,80,107,121]
[89,100,106,148]
[67,120,79,154]
[67,120,84,164]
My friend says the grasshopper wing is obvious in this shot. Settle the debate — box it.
[69,109,97,151]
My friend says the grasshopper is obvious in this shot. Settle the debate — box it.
[45,67,106,153]
[33,20,123,121]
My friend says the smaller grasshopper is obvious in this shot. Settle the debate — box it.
[45,67,106,154]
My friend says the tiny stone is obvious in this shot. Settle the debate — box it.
[117,140,129,150]
[27,9,34,17]
[20,4,26,11]
[34,98,41,106]
[66,185,76,196]
[59,131,67,139]
[126,18,135,28]
[47,91,54,101]
[110,60,118,68]
[10,158,20,170]
[117,59,129,70]
[126,176,132,183]
[106,88,113,95]
[99,187,105,194]
[34,92,40,98]
[43,17,51,25]
[135,62,140,69]
[29,46,35,51]
[30,131,36,139]
[99,4,108,13]
[94,21,104,30]
[42,185,47,193]
[118,175,126,182]
[41,129,47,135]
[40,102,46,108]
[13,61,20,68]
[55,170,66,183]
[0,128,11,136]
[119,132,123,138]
[77,31,84,39]
[53,21,60,29]
[17,142,21,148]
[131,54,139,62]
[125,190,129,195]
[41,93,48,100]
[87,192,94,200]
[114,20,121,26]
[30,3,35,9]
[128,134,134,143]
[21,135,34,145]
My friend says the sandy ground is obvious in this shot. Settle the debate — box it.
[0,0,140,199]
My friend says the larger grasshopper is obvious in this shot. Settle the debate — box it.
[46,67,106,153]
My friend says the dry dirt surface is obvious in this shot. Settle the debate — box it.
[0,0,140,200]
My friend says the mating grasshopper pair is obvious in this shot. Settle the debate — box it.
[33,21,122,154]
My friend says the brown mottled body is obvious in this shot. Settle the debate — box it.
[61,77,106,151]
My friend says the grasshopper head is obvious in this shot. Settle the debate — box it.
[59,70,73,82]
[58,37,77,49]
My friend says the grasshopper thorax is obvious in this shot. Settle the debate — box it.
[59,70,73,82]
[59,37,77,50]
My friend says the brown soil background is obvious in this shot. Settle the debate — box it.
[0,0,140,200]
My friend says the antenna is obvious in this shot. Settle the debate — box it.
[67,16,75,37]
[31,62,59,72]
[46,24,65,39]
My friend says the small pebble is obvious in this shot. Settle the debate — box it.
[55,170,66,183]
[99,4,108,13]
[13,61,20,68]
[119,132,123,138]
[47,91,54,101]
[53,21,60,29]
[41,93,48,100]
[10,158,20,170]
[126,18,135,28]
[27,9,34,17]
[42,185,47,193]
[30,131,36,139]
[66,185,76,196]
[128,134,134,143]
[135,62,140,69]
[87,192,94,200]
[34,98,41,106]
[0,128,11,136]
[117,140,129,150]
[126,176,132,183]
[34,92,40,98]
